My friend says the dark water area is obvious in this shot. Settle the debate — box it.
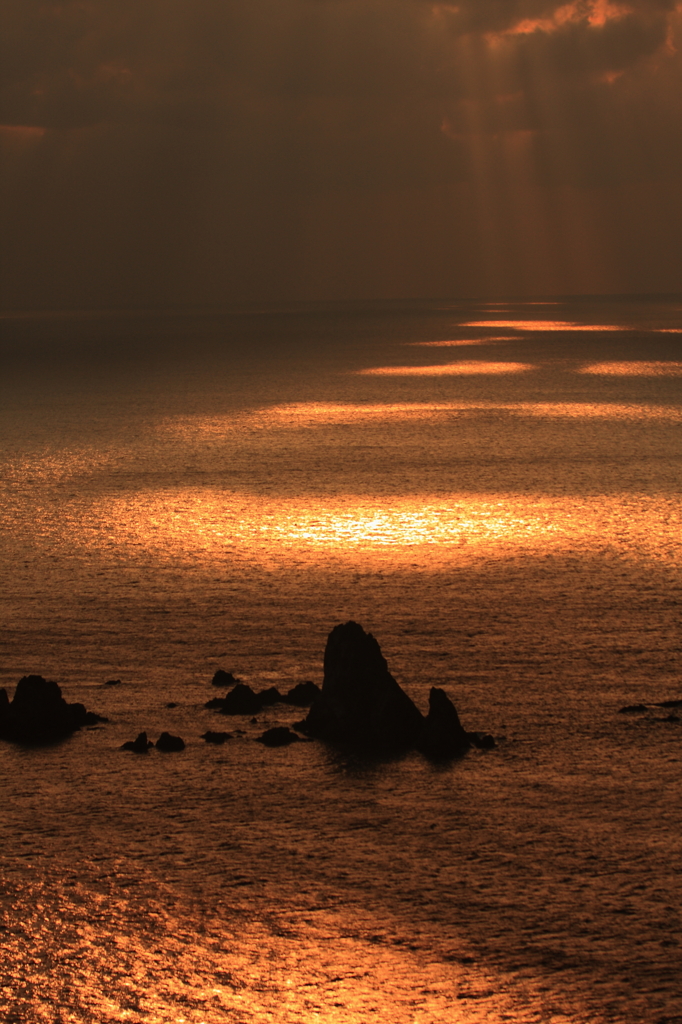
[1,297,681,1022]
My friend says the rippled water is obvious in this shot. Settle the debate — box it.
[1,297,681,1023]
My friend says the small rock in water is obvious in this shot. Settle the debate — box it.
[469,731,496,750]
[258,686,284,706]
[204,696,226,709]
[211,669,239,688]
[221,683,262,716]
[619,704,648,713]
[156,731,185,752]
[284,681,321,707]
[165,702,179,708]
[201,730,232,744]
[257,726,301,747]
[121,731,153,753]
[104,679,122,686]
[657,698,682,708]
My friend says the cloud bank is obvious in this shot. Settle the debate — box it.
[2,0,681,306]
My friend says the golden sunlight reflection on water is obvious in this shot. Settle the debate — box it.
[91,490,680,570]
[461,320,628,331]
[407,337,517,346]
[579,361,682,376]
[357,361,534,376]
[161,401,682,435]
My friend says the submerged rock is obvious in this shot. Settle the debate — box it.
[417,687,471,759]
[300,621,424,751]
[156,731,185,752]
[0,675,106,745]
[121,731,153,753]
[201,730,232,744]
[619,704,648,714]
[257,726,301,747]
[104,679,121,686]
[469,731,496,750]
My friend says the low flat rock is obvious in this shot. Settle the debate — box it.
[257,726,301,748]
[201,730,232,744]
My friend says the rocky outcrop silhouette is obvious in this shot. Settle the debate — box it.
[300,621,425,751]
[211,669,239,688]
[259,686,284,707]
[121,731,153,753]
[417,687,471,758]
[201,730,232,744]
[221,683,262,715]
[257,726,301,747]
[0,675,107,745]
[298,622,492,758]
[206,680,322,714]
[156,731,185,752]
[284,681,321,706]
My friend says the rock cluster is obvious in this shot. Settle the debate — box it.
[0,675,107,745]
[206,680,321,715]
[120,731,185,752]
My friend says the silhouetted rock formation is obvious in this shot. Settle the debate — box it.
[417,687,471,758]
[212,669,239,688]
[619,704,648,713]
[121,731,153,753]
[284,681,321,706]
[204,696,226,709]
[259,686,284,707]
[104,679,121,686]
[156,731,185,752]
[0,675,106,745]
[257,726,301,747]
[201,730,232,744]
[657,699,682,708]
[300,621,425,751]
[221,683,262,715]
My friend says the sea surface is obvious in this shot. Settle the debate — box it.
[1,296,681,1023]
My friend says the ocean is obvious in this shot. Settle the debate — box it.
[1,296,681,1023]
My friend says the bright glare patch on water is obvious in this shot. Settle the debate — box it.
[407,337,517,347]
[578,361,682,376]
[461,320,628,331]
[79,490,681,569]
[160,402,682,434]
[357,361,534,376]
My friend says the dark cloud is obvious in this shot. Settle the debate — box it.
[1,0,681,306]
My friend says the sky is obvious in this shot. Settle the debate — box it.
[2,0,682,309]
